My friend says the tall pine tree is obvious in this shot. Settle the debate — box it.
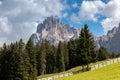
[63,42,69,70]
[36,44,41,76]
[78,24,97,71]
[56,41,65,72]
[45,41,57,74]
[39,41,46,75]
[98,46,109,61]
[17,39,29,80]
[26,39,37,80]
[68,39,78,69]
[0,43,11,80]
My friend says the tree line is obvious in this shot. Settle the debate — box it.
[0,24,119,80]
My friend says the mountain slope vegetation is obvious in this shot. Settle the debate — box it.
[56,62,120,80]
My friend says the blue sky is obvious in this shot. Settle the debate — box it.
[0,0,120,46]
[70,0,105,36]
[61,0,118,36]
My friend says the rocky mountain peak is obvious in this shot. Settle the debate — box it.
[43,16,59,25]
[37,16,60,33]
[96,23,120,54]
[31,16,80,45]
[107,27,118,37]
[30,16,120,54]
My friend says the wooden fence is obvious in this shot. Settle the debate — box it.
[38,57,120,80]
[38,72,73,80]
[91,57,120,70]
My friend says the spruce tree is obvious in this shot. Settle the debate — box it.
[68,39,78,69]
[36,44,41,76]
[26,39,37,80]
[63,43,69,70]
[10,41,24,80]
[9,40,29,80]
[0,41,30,80]
[56,41,65,72]
[98,46,109,61]
[45,42,57,74]
[0,43,11,80]
[78,24,97,71]
[111,52,116,58]
[39,41,46,75]
[51,45,57,73]
[17,39,29,80]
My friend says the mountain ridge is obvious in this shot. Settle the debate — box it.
[96,23,120,54]
[30,16,80,46]
[30,16,120,54]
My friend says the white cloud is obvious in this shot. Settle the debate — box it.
[0,17,12,34]
[101,17,119,34]
[70,0,120,35]
[80,0,120,34]
[102,0,120,18]
[70,13,80,24]
[0,0,65,46]
[72,3,78,8]
[79,1,105,22]
[101,0,120,34]
[63,13,68,18]
[70,1,105,23]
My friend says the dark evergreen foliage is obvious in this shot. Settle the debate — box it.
[78,24,97,71]
[68,39,79,69]
[97,46,109,61]
[0,24,114,80]
[0,40,30,80]
[26,39,37,80]
[56,41,65,72]
[63,42,69,70]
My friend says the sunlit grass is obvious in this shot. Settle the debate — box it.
[36,66,82,79]
[37,58,118,79]
[56,62,120,80]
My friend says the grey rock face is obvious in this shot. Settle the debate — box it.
[96,23,120,54]
[30,16,80,45]
[30,16,120,53]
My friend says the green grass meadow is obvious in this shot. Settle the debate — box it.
[37,58,119,79]
[56,62,120,80]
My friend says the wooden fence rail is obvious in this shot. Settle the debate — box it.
[38,57,120,80]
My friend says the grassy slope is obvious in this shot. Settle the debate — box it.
[37,58,117,79]
[37,66,82,79]
[56,62,120,80]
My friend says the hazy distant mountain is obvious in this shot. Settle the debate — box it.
[96,23,120,54]
[30,16,80,45]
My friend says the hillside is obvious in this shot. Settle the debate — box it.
[56,62,120,80]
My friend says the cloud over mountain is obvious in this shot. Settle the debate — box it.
[71,0,120,34]
[0,0,120,46]
[0,0,65,46]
